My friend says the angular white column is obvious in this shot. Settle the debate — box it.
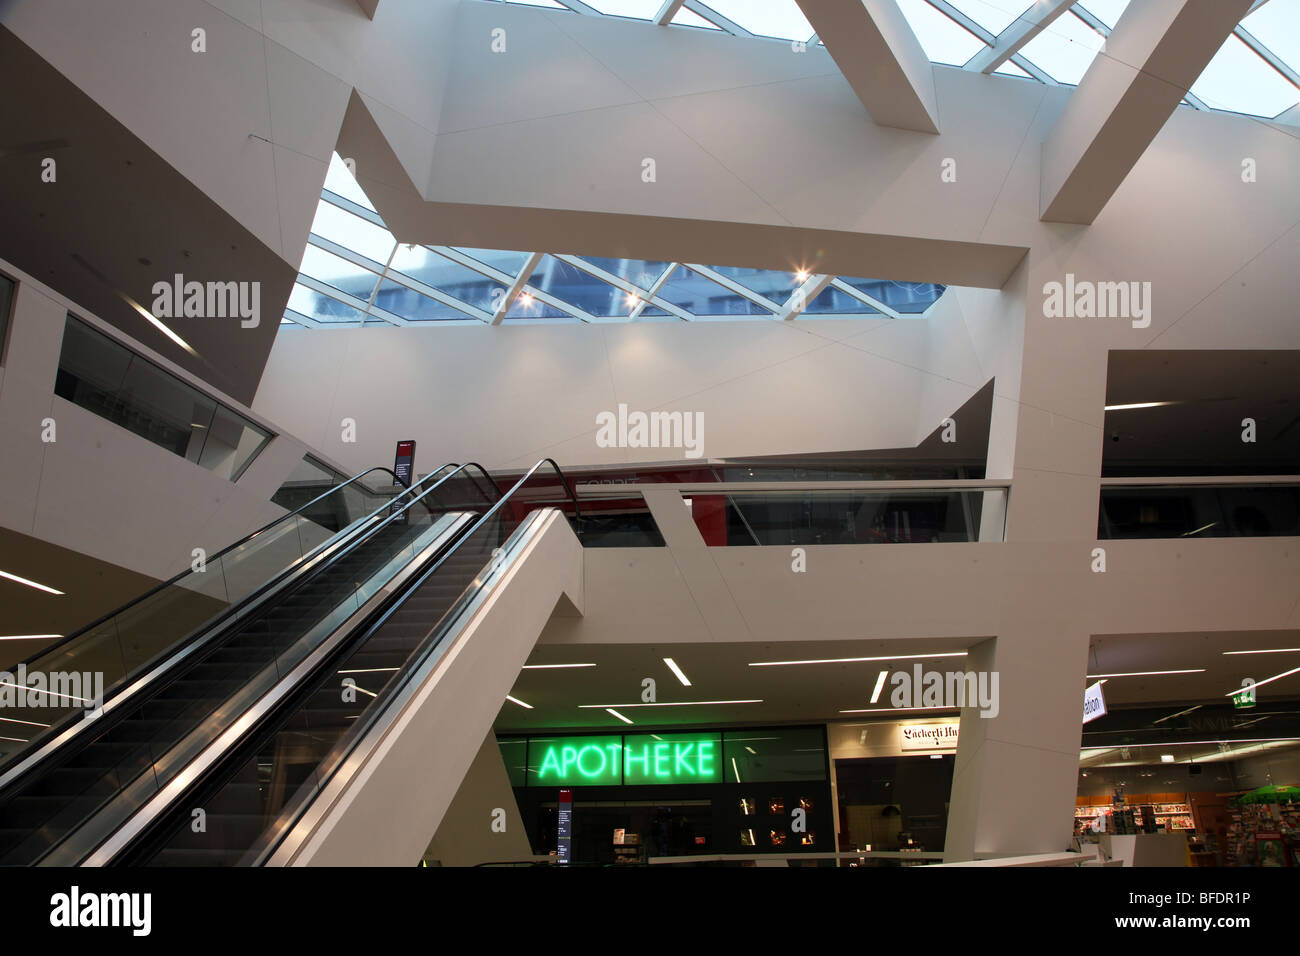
[797,0,940,133]
[1040,0,1255,224]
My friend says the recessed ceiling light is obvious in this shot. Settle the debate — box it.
[605,707,633,725]
[0,570,64,595]
[839,705,956,714]
[1161,755,1175,763]
[870,670,888,704]
[505,695,533,709]
[745,746,756,754]
[1086,670,1205,678]
[663,657,691,687]
[1223,664,1300,697]
[521,663,597,669]
[577,699,761,708]
[750,652,966,666]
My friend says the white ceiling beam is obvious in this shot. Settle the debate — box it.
[491,251,543,324]
[829,278,903,318]
[653,0,686,26]
[797,0,940,133]
[966,0,1076,75]
[630,264,687,320]
[779,274,832,320]
[1040,0,1256,225]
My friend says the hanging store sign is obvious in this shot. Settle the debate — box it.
[1083,681,1108,724]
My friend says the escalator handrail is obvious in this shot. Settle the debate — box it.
[0,464,472,792]
[248,459,577,862]
[23,465,410,666]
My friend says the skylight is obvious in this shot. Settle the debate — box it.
[492,0,1300,121]
[282,155,946,329]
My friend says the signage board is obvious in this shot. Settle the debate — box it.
[899,722,959,752]
[1083,681,1108,724]
[557,789,572,865]
[390,440,416,518]
[527,732,722,786]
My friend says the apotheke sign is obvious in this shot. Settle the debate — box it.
[899,723,959,751]
[529,733,722,786]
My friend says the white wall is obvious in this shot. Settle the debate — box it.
[0,256,336,581]
[253,316,942,472]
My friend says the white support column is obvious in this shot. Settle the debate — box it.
[797,0,941,133]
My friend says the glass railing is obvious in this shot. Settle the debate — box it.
[130,462,581,865]
[683,489,1002,545]
[0,465,455,768]
[0,464,497,866]
[1099,483,1300,538]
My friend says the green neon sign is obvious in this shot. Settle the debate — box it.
[528,733,722,786]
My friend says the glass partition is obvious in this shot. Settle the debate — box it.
[1099,485,1300,538]
[54,315,271,481]
[684,489,1001,545]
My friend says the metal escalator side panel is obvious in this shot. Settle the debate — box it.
[77,512,477,867]
[262,509,565,867]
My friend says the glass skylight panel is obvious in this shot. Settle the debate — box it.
[322,153,376,212]
[298,245,381,301]
[580,256,671,290]
[373,280,477,321]
[586,0,661,18]
[452,248,534,276]
[389,245,506,312]
[839,278,945,313]
[896,0,986,66]
[1018,10,1106,85]
[524,255,632,316]
[944,0,1033,38]
[287,284,369,324]
[994,59,1032,77]
[656,267,773,316]
[1073,0,1130,30]
[1190,33,1300,117]
[707,265,797,304]
[504,292,573,320]
[801,286,882,315]
[509,0,567,7]
[697,0,813,40]
[671,6,721,29]
[1240,0,1300,81]
[309,203,395,266]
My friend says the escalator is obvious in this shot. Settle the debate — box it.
[0,458,581,866]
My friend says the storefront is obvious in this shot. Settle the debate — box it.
[1077,702,1300,866]
[499,726,831,864]
[826,717,959,855]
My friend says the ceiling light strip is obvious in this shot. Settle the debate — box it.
[0,570,64,595]
[1086,669,1206,678]
[577,699,762,708]
[750,651,967,666]
[1224,665,1300,697]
